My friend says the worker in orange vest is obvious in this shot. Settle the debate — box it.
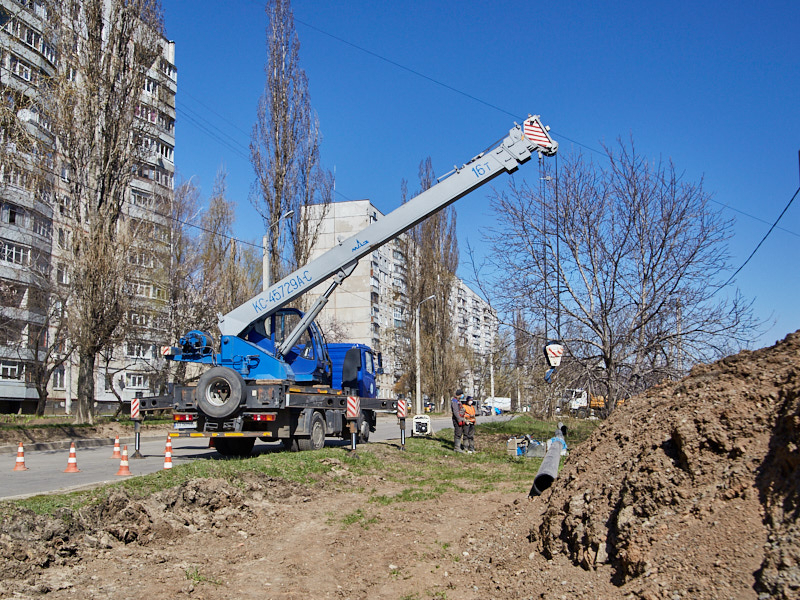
[463,396,477,453]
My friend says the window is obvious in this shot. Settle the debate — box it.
[9,55,32,81]
[365,352,375,375]
[129,250,153,268]
[158,142,173,162]
[52,365,65,390]
[143,78,157,94]
[126,373,147,389]
[0,360,21,380]
[0,241,30,266]
[131,190,152,208]
[42,42,55,64]
[126,343,148,359]
[58,196,71,216]
[5,203,24,226]
[24,27,41,51]
[158,112,175,133]
[56,263,68,285]
[32,215,51,238]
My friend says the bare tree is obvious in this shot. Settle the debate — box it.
[22,270,72,417]
[486,139,760,408]
[250,0,331,289]
[155,177,204,388]
[50,0,165,423]
[199,169,261,331]
[396,158,460,409]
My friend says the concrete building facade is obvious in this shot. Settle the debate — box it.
[306,199,497,400]
[0,0,176,413]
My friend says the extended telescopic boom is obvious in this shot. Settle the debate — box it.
[218,115,558,339]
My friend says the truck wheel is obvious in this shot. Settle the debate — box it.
[196,367,246,419]
[214,438,255,457]
[358,416,370,444]
[297,411,326,451]
[576,408,587,419]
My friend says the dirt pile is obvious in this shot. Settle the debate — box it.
[0,474,313,595]
[534,330,800,598]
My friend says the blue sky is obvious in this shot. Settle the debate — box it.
[163,0,799,350]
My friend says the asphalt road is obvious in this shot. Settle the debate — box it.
[1,413,510,501]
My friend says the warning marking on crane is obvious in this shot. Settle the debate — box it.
[346,396,360,419]
[161,346,172,356]
[397,399,407,419]
[523,117,553,148]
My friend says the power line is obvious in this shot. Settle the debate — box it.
[719,186,800,289]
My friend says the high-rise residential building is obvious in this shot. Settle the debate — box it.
[0,0,176,413]
[305,199,497,400]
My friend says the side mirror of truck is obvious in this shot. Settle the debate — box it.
[376,352,384,375]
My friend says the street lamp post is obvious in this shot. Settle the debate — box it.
[415,294,435,416]
[262,209,295,292]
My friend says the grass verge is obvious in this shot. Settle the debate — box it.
[0,414,599,517]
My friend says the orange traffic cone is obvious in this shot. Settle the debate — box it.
[116,445,132,476]
[64,442,80,473]
[12,442,28,471]
[163,438,173,470]
[110,435,122,459]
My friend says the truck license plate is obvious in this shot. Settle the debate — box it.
[173,422,197,430]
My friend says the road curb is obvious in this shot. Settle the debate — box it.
[0,435,168,455]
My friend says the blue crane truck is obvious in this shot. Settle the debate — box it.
[144,115,558,455]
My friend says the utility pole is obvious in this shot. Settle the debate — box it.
[415,294,435,415]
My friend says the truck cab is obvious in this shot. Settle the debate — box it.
[326,343,382,398]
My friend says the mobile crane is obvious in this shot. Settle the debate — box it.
[147,115,558,455]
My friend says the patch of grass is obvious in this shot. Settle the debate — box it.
[0,418,575,517]
[340,508,379,529]
[478,414,599,445]
[185,566,222,585]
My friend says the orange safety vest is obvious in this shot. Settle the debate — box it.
[464,403,476,424]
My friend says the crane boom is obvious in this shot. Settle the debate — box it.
[219,115,557,338]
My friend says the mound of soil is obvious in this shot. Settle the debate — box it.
[534,330,800,599]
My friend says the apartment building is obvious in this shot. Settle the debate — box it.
[0,0,176,412]
[305,199,497,399]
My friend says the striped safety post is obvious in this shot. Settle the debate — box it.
[397,398,407,451]
[346,396,360,453]
[131,395,143,458]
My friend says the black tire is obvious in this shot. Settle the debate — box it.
[196,367,246,419]
[214,438,255,457]
[576,408,587,419]
[297,411,326,451]
[358,414,370,444]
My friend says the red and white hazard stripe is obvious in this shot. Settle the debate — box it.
[523,117,553,148]
[131,397,140,420]
[346,396,360,419]
[396,399,407,419]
